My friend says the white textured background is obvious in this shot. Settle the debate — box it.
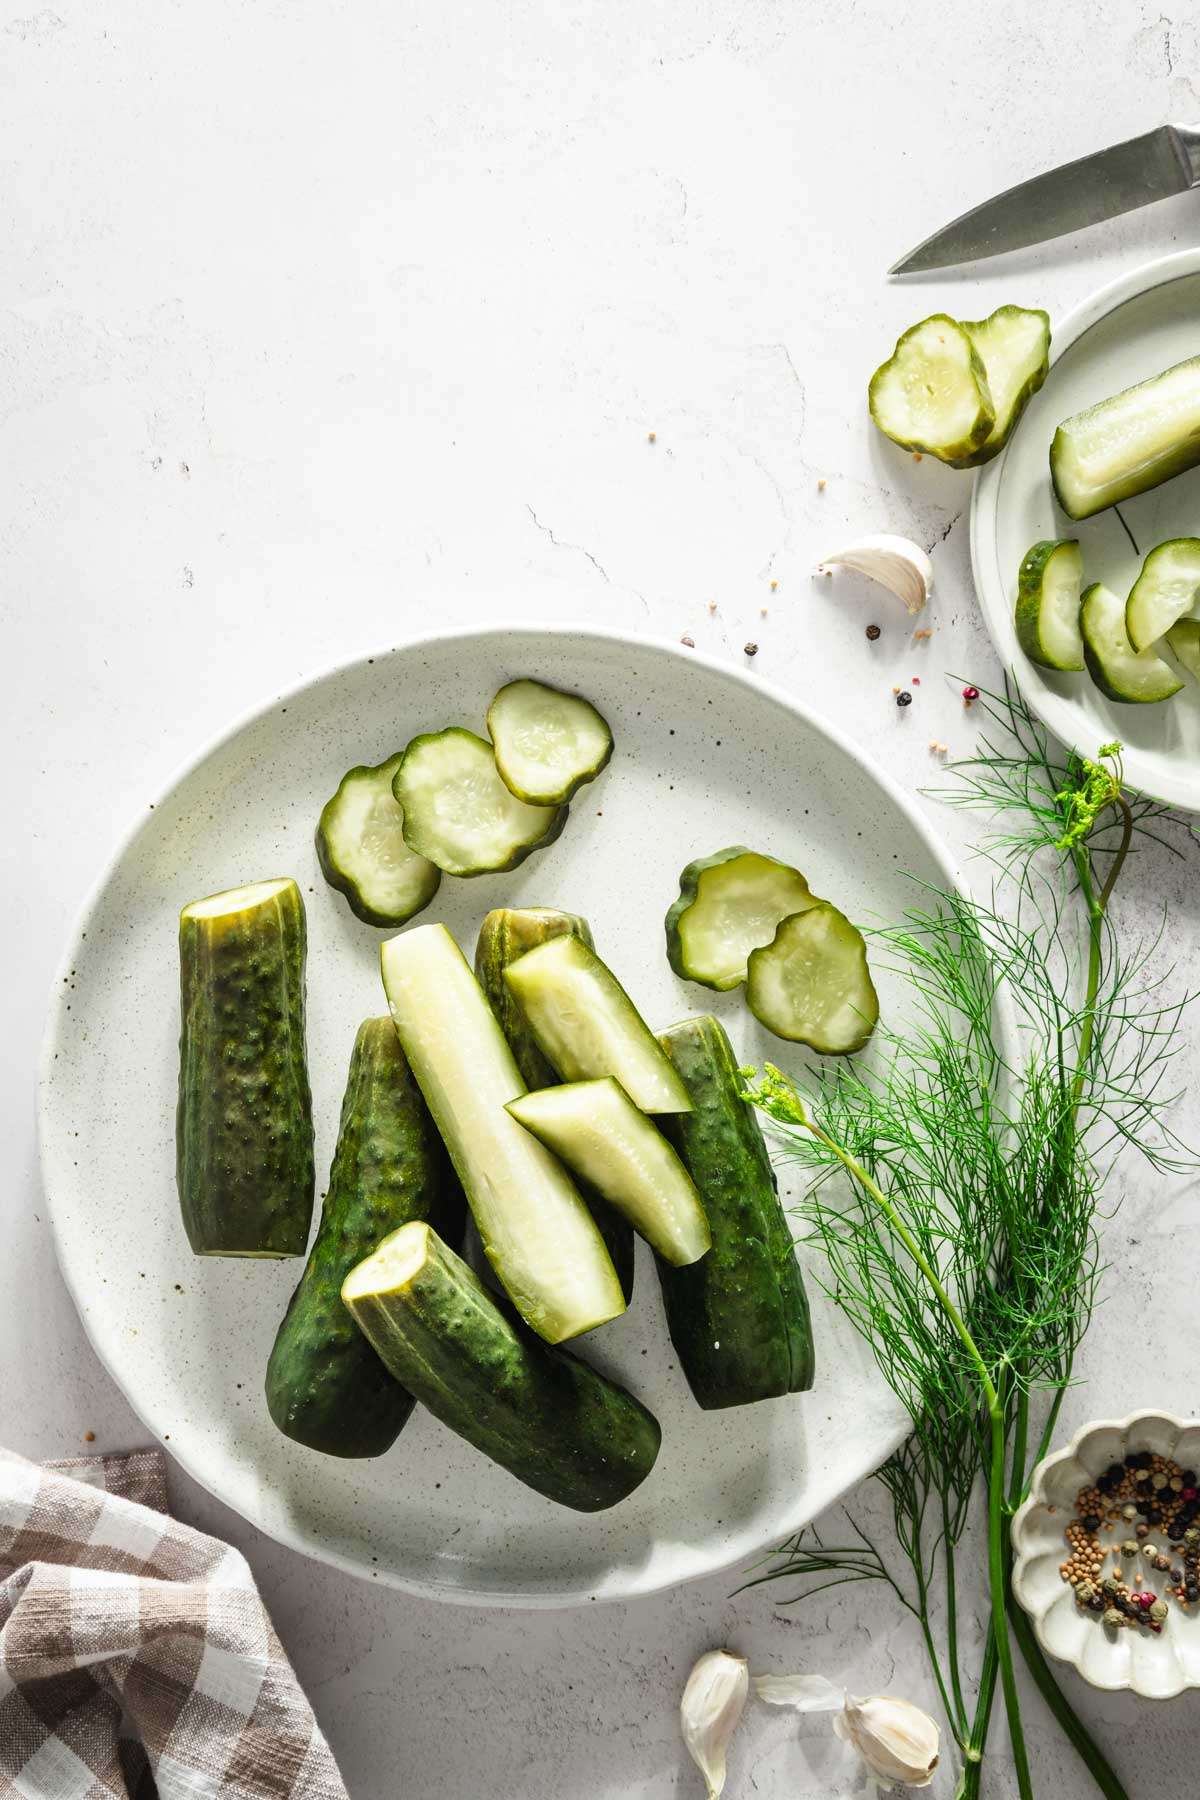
[5,3,1200,1793]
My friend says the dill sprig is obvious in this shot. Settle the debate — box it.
[743,680,1195,1800]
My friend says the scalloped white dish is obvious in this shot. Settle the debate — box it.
[971,249,1200,813]
[1012,1409,1200,1698]
[38,625,969,1606]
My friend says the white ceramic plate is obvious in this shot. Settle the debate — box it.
[972,249,1200,812]
[39,626,962,1606]
[1012,1410,1200,1699]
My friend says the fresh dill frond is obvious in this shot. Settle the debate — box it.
[745,680,1195,1800]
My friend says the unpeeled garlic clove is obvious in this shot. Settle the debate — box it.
[818,534,932,614]
[834,1693,941,1790]
[680,1649,749,1798]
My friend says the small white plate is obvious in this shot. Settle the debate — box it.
[971,249,1200,812]
[39,625,963,1606]
[1012,1410,1200,1699]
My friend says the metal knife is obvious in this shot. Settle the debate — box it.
[891,122,1200,274]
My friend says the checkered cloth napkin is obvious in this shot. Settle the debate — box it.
[0,1446,348,1800]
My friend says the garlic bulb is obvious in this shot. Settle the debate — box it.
[835,1694,940,1789]
[818,534,932,614]
[753,1671,939,1791]
[680,1649,749,1798]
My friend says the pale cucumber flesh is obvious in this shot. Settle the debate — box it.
[961,306,1050,465]
[666,848,821,991]
[868,315,993,466]
[508,1079,711,1266]
[1125,538,1200,653]
[487,679,613,805]
[380,924,625,1341]
[1080,582,1183,704]
[316,755,441,927]
[1051,355,1200,520]
[1166,619,1200,680]
[392,729,566,876]
[746,903,878,1054]
[1014,539,1084,672]
[504,933,692,1114]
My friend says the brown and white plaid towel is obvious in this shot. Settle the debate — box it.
[0,1446,348,1800]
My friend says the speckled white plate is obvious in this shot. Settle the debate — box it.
[39,625,963,1606]
[1012,1411,1200,1698]
[971,249,1200,812]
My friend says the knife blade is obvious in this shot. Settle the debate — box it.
[890,122,1200,274]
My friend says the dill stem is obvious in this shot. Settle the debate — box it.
[801,1120,1034,1800]
[940,1489,969,1733]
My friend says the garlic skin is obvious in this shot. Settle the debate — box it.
[752,1672,939,1791]
[834,1694,940,1790]
[680,1649,749,1798]
[818,534,933,614]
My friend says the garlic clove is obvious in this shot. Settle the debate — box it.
[680,1649,749,1799]
[752,1672,844,1712]
[838,1694,941,1790]
[818,534,933,614]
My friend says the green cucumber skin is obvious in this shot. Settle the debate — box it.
[475,908,634,1302]
[1014,539,1083,671]
[264,1019,464,1457]
[347,1227,661,1511]
[176,880,314,1257]
[957,307,1051,468]
[315,754,441,929]
[656,1015,814,1409]
[868,315,994,468]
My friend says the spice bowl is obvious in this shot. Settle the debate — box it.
[1012,1411,1200,1698]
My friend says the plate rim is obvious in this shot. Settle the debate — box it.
[970,246,1200,813]
[37,621,964,1607]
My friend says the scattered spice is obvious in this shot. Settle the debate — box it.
[84,1431,95,1443]
[707,601,718,613]
[770,579,779,591]
[647,431,657,444]
[912,627,933,640]
[680,635,695,648]
[817,477,827,491]
[865,624,881,641]
[896,691,912,708]
[962,685,980,704]
[912,452,923,462]
[911,676,921,686]
[760,606,769,617]
[743,642,758,657]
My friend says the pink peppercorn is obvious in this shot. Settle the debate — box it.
[1139,1592,1155,1609]
[962,686,979,703]
[1183,1487,1197,1501]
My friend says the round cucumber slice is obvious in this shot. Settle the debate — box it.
[1166,619,1200,680]
[1125,538,1200,652]
[1080,583,1184,705]
[665,846,821,991]
[746,904,878,1055]
[1014,539,1084,672]
[487,679,613,804]
[316,753,442,927]
[868,315,994,468]
[958,306,1050,467]
[393,729,567,876]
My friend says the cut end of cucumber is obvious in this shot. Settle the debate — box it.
[1080,582,1184,704]
[1166,618,1200,680]
[342,1220,430,1303]
[181,877,297,921]
[316,754,441,927]
[868,315,994,467]
[1051,355,1200,520]
[746,904,878,1054]
[960,306,1050,466]
[393,728,567,876]
[507,1078,711,1267]
[1125,538,1200,653]
[1014,539,1084,672]
[487,679,614,805]
[504,932,693,1114]
[665,847,821,991]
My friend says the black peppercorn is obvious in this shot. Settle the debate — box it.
[1106,1463,1125,1483]
[1082,1514,1102,1532]
[865,623,881,641]
[1184,1470,1197,1486]
[1147,1508,1162,1525]
[896,691,913,708]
